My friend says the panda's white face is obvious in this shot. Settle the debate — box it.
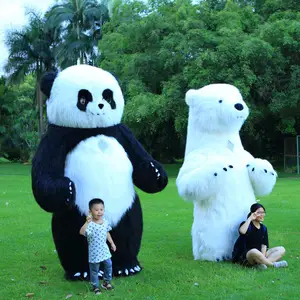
[186,84,249,133]
[47,65,124,128]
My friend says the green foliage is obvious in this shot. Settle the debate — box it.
[4,10,58,137]
[5,10,57,83]
[46,0,110,68]
[0,76,39,162]
[99,0,300,161]
[3,0,300,162]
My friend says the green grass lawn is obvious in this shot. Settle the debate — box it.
[0,163,299,300]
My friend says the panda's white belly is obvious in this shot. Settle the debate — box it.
[64,135,135,227]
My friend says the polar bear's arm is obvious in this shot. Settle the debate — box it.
[246,158,277,196]
[176,151,230,202]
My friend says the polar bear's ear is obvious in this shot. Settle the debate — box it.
[185,89,198,107]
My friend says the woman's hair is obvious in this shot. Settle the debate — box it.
[247,203,266,218]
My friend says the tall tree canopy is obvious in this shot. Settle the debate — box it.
[46,0,110,68]
[5,10,59,136]
[99,0,300,161]
[2,0,300,163]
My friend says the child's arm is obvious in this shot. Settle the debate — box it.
[107,232,116,252]
[79,216,92,236]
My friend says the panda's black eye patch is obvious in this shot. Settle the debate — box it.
[77,89,93,111]
[219,100,223,103]
[102,89,116,110]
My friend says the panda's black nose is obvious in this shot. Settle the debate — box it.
[98,104,104,109]
[234,103,244,111]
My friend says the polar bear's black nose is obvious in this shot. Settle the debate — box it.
[98,104,104,109]
[234,103,244,111]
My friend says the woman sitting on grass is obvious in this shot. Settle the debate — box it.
[232,203,288,270]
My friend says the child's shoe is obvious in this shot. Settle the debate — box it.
[101,281,114,290]
[92,287,101,295]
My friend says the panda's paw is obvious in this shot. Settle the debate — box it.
[114,264,142,277]
[150,162,161,180]
[64,179,76,207]
[65,271,89,281]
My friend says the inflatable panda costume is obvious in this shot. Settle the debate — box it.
[32,65,168,280]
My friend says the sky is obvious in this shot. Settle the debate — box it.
[0,0,56,75]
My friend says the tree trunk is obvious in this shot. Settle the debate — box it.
[36,61,44,138]
[38,82,44,138]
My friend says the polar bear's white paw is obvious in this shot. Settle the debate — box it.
[215,254,232,262]
[246,159,277,178]
[213,164,234,177]
[246,158,277,195]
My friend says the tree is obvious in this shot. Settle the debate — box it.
[0,75,38,162]
[5,10,59,136]
[99,0,300,161]
[46,0,110,68]
[0,76,13,156]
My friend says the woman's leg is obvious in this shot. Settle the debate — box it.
[246,249,274,267]
[266,246,286,263]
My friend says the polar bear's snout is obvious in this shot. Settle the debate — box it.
[234,103,244,111]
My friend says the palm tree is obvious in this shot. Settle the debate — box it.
[5,11,59,136]
[46,0,110,68]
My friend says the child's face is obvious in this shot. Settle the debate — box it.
[90,203,104,220]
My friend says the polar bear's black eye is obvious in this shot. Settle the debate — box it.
[219,100,223,103]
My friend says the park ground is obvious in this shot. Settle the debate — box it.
[0,163,299,299]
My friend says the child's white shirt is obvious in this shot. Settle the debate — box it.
[85,219,112,263]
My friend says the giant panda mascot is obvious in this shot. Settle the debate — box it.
[31,64,168,280]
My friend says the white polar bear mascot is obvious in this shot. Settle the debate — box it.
[176,84,277,261]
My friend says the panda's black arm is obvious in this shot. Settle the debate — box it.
[117,124,168,193]
[31,131,75,213]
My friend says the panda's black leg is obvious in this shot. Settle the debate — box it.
[110,196,143,277]
[52,212,89,281]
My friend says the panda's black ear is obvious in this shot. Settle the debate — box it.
[40,71,58,98]
[109,71,121,85]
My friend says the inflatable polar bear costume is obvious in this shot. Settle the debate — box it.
[176,84,277,261]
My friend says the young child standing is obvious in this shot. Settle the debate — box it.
[80,198,116,295]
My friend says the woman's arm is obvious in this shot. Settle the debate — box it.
[239,213,256,234]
